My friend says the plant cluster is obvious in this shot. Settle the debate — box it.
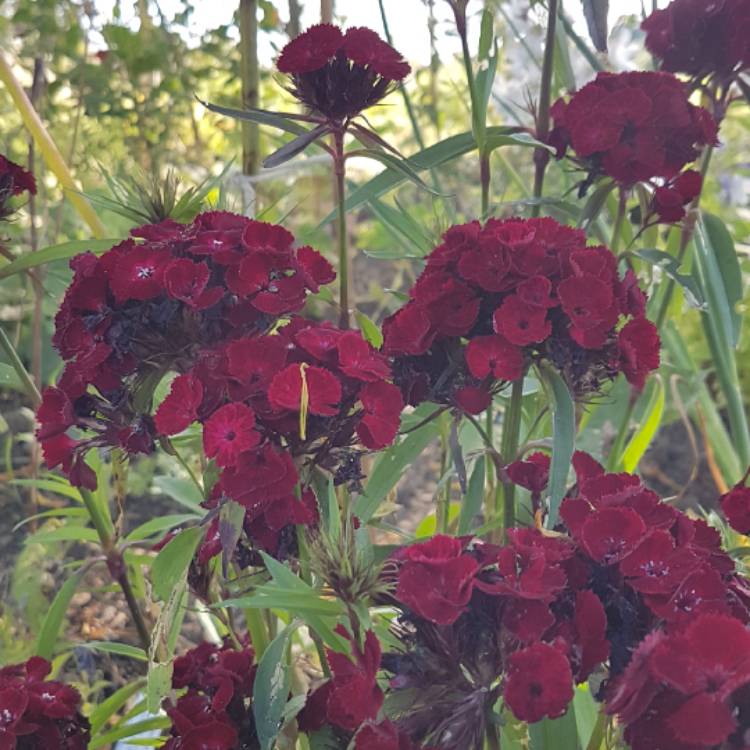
[1,0,749,749]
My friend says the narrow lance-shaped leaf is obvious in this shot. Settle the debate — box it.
[582,0,610,52]
[36,568,85,660]
[0,239,118,280]
[540,365,576,528]
[151,526,204,601]
[621,377,665,473]
[199,98,311,136]
[262,124,332,169]
[636,249,705,310]
[253,621,300,750]
[348,148,450,197]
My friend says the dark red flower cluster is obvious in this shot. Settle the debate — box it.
[163,640,256,750]
[608,613,750,749]
[549,71,717,222]
[382,455,750,747]
[277,24,410,121]
[37,211,334,489]
[642,0,750,83]
[383,217,659,412]
[0,657,90,749]
[155,318,401,558]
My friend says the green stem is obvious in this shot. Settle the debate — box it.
[499,377,525,533]
[334,131,349,329]
[80,487,151,650]
[531,0,558,216]
[172,444,204,498]
[586,710,608,750]
[610,188,627,253]
[655,145,714,329]
[0,326,42,406]
[480,149,491,219]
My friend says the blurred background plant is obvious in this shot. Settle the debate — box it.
[0,0,749,748]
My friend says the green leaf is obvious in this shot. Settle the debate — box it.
[0,239,118,279]
[125,513,198,542]
[151,526,203,601]
[577,180,615,229]
[540,365,576,528]
[263,124,331,168]
[636,249,705,309]
[253,621,299,750]
[694,217,750,467]
[573,685,600,748]
[621,377,665,473]
[11,478,83,502]
[350,148,449,196]
[321,128,538,226]
[89,717,171,750]
[153,475,204,511]
[36,568,85,660]
[701,212,743,346]
[415,503,461,538]
[146,661,172,715]
[89,679,146,736]
[80,641,148,661]
[529,702,579,750]
[218,500,246,575]
[0,363,24,394]
[31,526,100,545]
[354,310,383,349]
[458,457,486,534]
[200,99,310,136]
[354,404,442,523]
[582,0,609,52]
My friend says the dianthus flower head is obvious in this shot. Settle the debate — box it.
[720,481,750,535]
[384,216,659,413]
[164,640,256,750]
[277,24,410,121]
[0,656,90,749]
[549,71,717,223]
[36,212,340,490]
[0,154,36,221]
[642,0,750,84]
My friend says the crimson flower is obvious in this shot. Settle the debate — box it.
[202,402,260,467]
[618,317,661,391]
[268,363,342,417]
[164,641,255,749]
[0,154,36,219]
[384,217,658,412]
[155,374,204,435]
[393,535,479,625]
[277,24,410,121]
[720,483,750,535]
[0,657,89,749]
[299,628,383,733]
[642,0,750,83]
[503,643,574,723]
[550,71,717,186]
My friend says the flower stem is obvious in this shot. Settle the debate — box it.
[499,377,525,533]
[480,149,491,219]
[334,130,350,329]
[586,710,608,750]
[610,188,627,253]
[80,487,151,651]
[531,0,558,216]
[244,606,270,658]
